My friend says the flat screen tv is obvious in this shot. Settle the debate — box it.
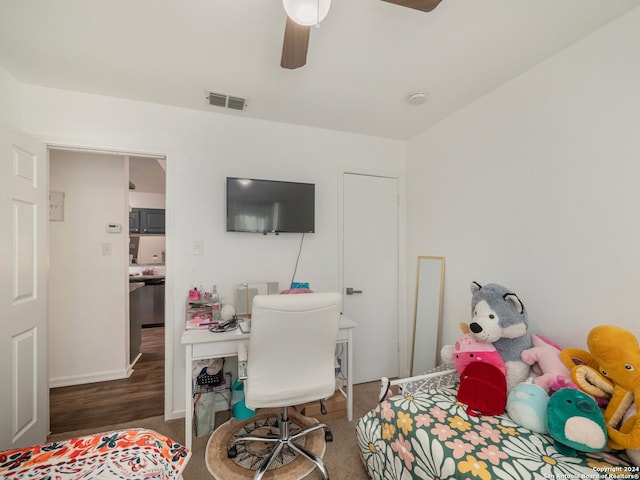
[226,177,315,234]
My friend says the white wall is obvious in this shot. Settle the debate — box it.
[21,90,406,417]
[406,7,640,357]
[49,150,130,386]
[0,66,22,130]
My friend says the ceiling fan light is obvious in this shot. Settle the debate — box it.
[282,0,331,26]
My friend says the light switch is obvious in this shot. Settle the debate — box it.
[101,242,112,256]
[193,239,204,255]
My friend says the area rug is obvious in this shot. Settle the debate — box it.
[205,408,326,480]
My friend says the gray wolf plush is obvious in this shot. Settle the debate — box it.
[469,281,533,392]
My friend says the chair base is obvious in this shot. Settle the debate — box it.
[228,406,332,480]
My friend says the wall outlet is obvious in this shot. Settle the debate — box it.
[192,239,204,255]
[101,242,112,256]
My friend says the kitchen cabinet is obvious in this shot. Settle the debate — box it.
[129,208,165,234]
[129,208,142,233]
[141,208,165,234]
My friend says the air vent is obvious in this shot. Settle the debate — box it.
[227,96,246,111]
[208,92,227,108]
[206,91,248,111]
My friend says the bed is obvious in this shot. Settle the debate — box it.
[356,368,633,480]
[0,428,191,480]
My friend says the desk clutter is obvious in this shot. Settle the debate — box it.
[185,285,237,330]
[184,282,282,331]
[196,358,226,387]
[192,357,232,438]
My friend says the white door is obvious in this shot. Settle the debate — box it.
[0,127,49,450]
[342,173,399,384]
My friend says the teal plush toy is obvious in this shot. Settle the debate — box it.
[546,388,607,456]
[506,381,549,434]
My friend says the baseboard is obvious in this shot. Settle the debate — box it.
[49,367,131,388]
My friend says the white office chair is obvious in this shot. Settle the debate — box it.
[227,292,342,480]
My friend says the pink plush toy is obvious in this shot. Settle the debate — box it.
[520,334,575,393]
[441,333,506,375]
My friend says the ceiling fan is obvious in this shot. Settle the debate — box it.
[280,0,443,69]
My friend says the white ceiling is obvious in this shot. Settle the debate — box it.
[1,0,639,140]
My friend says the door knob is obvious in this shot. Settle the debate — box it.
[346,287,363,295]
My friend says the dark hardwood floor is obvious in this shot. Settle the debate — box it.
[49,326,165,434]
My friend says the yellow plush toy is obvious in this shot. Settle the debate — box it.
[560,325,640,454]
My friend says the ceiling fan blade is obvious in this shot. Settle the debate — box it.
[381,0,443,12]
[281,16,310,69]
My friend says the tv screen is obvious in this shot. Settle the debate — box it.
[226,177,315,233]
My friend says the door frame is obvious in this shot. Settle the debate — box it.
[337,167,409,378]
[45,140,177,419]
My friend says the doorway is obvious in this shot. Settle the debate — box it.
[48,327,165,433]
[48,148,167,433]
[340,171,401,384]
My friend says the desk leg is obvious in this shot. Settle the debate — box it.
[347,329,353,421]
[185,344,193,451]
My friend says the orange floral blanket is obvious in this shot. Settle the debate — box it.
[0,428,190,479]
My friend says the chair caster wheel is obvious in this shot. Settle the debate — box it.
[227,446,238,458]
[325,431,333,442]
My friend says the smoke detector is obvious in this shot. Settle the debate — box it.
[406,91,428,106]
[206,91,248,111]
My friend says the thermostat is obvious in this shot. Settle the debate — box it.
[106,223,122,233]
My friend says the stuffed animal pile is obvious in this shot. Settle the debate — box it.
[440,281,640,464]
[440,323,505,375]
[468,282,533,392]
[521,334,574,393]
[560,325,640,464]
[511,325,640,463]
[441,282,532,416]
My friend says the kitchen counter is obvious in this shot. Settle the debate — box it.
[129,264,165,282]
[129,274,165,282]
[129,281,145,293]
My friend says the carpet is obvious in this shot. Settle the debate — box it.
[205,409,326,480]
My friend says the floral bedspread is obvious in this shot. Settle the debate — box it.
[0,429,191,480]
[356,387,633,480]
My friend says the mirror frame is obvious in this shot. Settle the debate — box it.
[410,256,445,376]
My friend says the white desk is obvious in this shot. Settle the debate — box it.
[180,315,356,450]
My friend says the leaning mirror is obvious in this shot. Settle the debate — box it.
[410,256,445,376]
